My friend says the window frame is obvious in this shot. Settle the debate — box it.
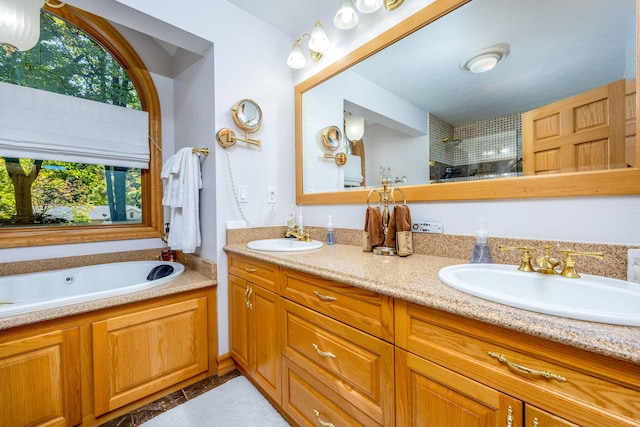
[0,4,163,249]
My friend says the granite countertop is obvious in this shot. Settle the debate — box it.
[225,242,640,366]
[0,269,216,330]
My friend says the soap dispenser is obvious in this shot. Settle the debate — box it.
[470,226,494,263]
[326,215,335,245]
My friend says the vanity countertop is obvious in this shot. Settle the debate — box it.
[225,242,640,365]
[0,268,216,331]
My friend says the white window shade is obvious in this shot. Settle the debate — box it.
[0,82,149,168]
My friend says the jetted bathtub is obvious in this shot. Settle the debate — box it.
[0,260,185,318]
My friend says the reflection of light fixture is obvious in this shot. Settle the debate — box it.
[287,21,330,69]
[334,0,358,30]
[0,0,64,57]
[460,44,510,74]
[344,112,365,141]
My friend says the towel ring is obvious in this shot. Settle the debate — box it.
[391,187,407,206]
[367,188,382,208]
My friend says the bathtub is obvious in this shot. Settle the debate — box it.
[0,261,185,318]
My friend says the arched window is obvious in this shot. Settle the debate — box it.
[0,4,162,248]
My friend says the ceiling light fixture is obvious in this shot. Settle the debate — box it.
[460,44,510,74]
[0,0,64,57]
[287,21,330,69]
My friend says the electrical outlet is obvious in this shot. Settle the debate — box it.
[268,186,277,204]
[628,249,640,283]
[237,185,248,203]
[411,221,443,233]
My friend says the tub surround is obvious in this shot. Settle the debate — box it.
[0,250,217,330]
[225,228,640,365]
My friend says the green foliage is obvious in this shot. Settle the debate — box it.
[0,10,145,227]
[0,12,141,110]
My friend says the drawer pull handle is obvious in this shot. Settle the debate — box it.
[533,418,539,427]
[244,267,257,273]
[313,409,336,427]
[507,406,513,427]
[313,291,337,301]
[312,343,336,359]
[488,352,567,382]
[245,286,253,310]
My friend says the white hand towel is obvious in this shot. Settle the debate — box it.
[161,147,202,253]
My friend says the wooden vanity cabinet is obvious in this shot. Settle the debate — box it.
[395,300,640,426]
[228,255,281,404]
[0,328,81,427]
[92,297,209,416]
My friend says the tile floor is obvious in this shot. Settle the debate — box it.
[98,370,241,427]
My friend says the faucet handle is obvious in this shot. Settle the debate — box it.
[559,250,605,278]
[499,245,536,272]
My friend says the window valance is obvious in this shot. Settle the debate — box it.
[0,82,149,168]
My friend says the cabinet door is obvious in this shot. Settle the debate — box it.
[251,284,281,405]
[0,328,80,427]
[396,348,522,427]
[93,297,208,416]
[526,405,579,427]
[229,274,251,370]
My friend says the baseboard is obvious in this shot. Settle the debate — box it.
[217,353,236,375]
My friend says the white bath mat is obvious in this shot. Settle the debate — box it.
[141,376,290,426]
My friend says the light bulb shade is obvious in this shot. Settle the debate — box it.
[287,43,306,69]
[345,113,365,141]
[334,0,358,30]
[308,22,330,53]
[0,0,44,55]
[356,0,383,14]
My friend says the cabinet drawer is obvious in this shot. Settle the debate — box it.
[282,299,394,426]
[229,254,278,292]
[396,300,640,426]
[281,268,393,341]
[282,357,381,427]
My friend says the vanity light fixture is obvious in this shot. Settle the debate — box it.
[460,44,510,74]
[344,112,365,141]
[356,0,383,14]
[0,0,64,57]
[334,0,403,30]
[334,0,359,30]
[287,21,330,69]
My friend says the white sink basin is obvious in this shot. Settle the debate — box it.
[438,264,640,326]
[246,238,323,252]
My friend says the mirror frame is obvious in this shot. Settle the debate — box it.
[295,0,640,205]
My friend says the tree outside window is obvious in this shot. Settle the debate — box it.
[0,11,143,227]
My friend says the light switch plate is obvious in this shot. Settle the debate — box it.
[628,249,640,283]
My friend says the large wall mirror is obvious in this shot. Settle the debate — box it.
[296,0,640,204]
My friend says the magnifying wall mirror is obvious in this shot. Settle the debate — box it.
[217,98,263,148]
[295,0,640,204]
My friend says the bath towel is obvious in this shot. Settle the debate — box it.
[363,206,384,251]
[383,204,413,256]
[161,147,202,253]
